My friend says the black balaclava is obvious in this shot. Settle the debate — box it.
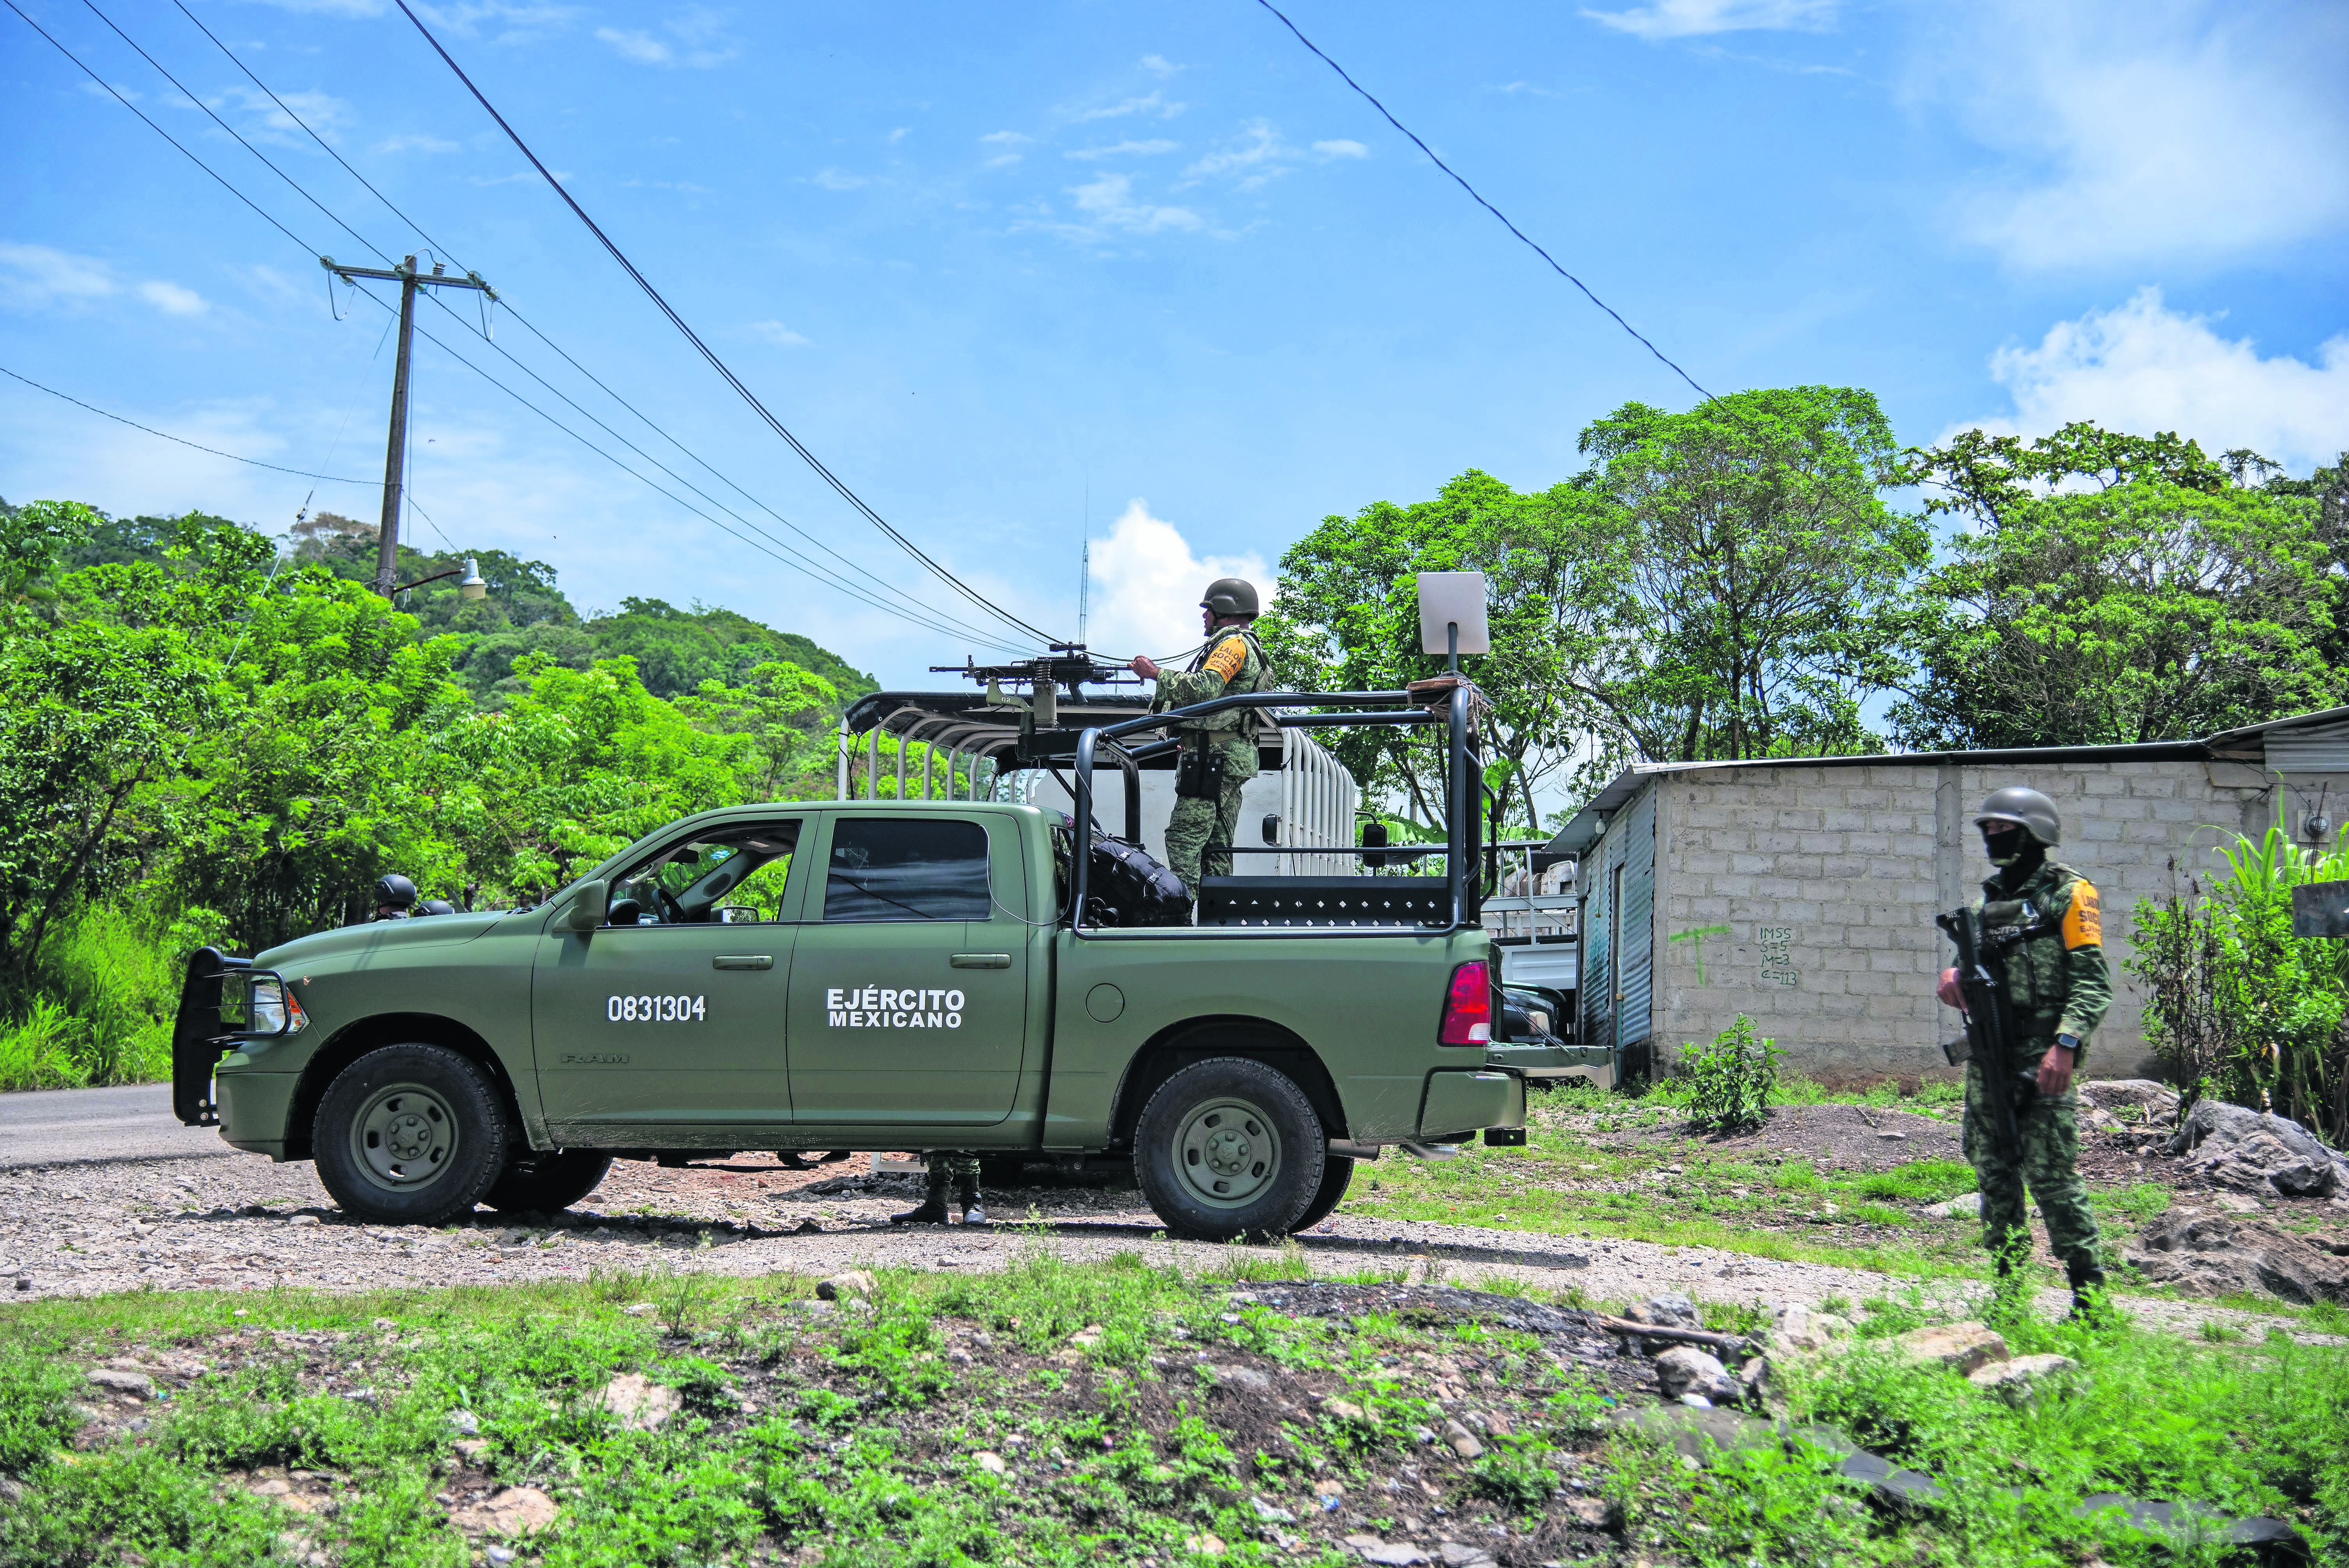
[1982,822,2046,891]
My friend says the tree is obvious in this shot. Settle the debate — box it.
[1891,424,2342,749]
[1258,470,1616,836]
[1572,386,1927,768]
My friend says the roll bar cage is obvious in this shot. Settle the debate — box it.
[1070,684,1482,938]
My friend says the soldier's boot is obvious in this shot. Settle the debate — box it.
[955,1175,987,1227]
[2066,1262,2111,1323]
[891,1167,951,1225]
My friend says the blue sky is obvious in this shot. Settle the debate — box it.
[4,0,2346,687]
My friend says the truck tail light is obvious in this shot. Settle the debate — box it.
[1438,960,1491,1045]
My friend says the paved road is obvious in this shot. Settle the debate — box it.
[0,1083,233,1169]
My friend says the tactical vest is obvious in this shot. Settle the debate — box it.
[1171,627,1273,739]
[1978,861,2086,1040]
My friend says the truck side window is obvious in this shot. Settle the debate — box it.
[824,819,991,922]
[610,821,800,924]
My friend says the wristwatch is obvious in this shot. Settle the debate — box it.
[2055,1033,2081,1053]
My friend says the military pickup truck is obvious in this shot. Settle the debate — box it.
[173,685,1526,1241]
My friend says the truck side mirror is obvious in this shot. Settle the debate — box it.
[566,879,609,932]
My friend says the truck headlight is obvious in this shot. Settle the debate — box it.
[221,973,307,1037]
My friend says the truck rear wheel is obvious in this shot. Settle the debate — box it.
[1133,1057,1322,1242]
[1290,1156,1353,1233]
[314,1044,508,1226]
[483,1149,613,1214]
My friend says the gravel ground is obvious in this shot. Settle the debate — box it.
[3,1151,2334,1345]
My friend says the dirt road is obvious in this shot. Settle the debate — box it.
[0,1085,2325,1345]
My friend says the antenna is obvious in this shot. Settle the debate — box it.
[1078,540,1090,648]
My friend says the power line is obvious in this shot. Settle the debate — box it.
[1252,0,1718,406]
[162,0,1032,654]
[9,1,1030,652]
[0,365,377,485]
[390,0,1061,649]
[156,0,1010,652]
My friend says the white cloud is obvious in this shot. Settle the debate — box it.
[1064,139,1180,161]
[1312,139,1369,160]
[983,153,1023,169]
[1088,500,1272,663]
[1075,89,1184,123]
[1487,80,1559,97]
[1182,121,1293,191]
[375,132,460,154]
[1957,288,2349,473]
[1140,54,1181,79]
[1582,0,1834,39]
[0,242,205,317]
[808,168,869,191]
[980,130,1032,146]
[596,26,670,62]
[744,320,811,347]
[595,11,734,68]
[137,280,209,316]
[1067,174,1201,235]
[1914,1,2349,270]
[886,127,910,145]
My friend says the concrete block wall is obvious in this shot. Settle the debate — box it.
[1643,759,2274,1087]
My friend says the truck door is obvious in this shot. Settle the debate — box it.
[532,816,807,1133]
[784,812,1030,1127]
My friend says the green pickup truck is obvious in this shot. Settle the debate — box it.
[173,686,1526,1241]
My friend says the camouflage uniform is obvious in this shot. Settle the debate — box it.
[1961,859,2112,1286]
[1153,626,1270,895]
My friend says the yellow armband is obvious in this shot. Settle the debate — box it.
[2061,881,2101,949]
[1201,636,1248,684]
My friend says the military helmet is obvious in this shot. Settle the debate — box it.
[373,873,419,910]
[1974,786,2061,848]
[1200,577,1260,618]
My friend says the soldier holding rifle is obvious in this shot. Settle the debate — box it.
[1936,787,2113,1317]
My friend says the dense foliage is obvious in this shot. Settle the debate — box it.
[0,499,898,1089]
[2130,826,2349,1142]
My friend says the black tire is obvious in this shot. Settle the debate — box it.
[483,1149,613,1213]
[978,1155,1027,1188]
[1290,1156,1354,1233]
[1133,1057,1323,1242]
[313,1044,509,1225]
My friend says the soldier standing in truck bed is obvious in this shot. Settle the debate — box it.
[1128,578,1273,899]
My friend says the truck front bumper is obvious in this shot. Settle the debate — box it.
[215,1065,300,1160]
[1418,1068,1524,1141]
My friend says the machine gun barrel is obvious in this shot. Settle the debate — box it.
[1935,907,2026,1170]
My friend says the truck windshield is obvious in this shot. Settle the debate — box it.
[823,818,991,922]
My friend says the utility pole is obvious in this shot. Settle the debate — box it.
[320,255,495,596]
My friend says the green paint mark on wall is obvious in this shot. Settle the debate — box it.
[1668,924,1732,985]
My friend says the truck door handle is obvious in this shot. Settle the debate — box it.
[712,955,773,970]
[951,953,1012,969]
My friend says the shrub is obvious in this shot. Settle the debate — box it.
[1676,1015,1781,1130]
[2131,824,2349,1141]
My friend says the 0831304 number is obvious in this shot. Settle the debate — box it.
[607,994,706,1023]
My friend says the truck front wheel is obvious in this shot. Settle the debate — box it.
[1133,1057,1322,1241]
[483,1149,614,1214]
[314,1044,509,1225]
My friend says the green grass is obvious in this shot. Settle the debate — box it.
[1345,1099,1998,1280]
[6,1260,2344,1567]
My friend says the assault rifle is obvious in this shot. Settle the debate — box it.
[1935,907,2033,1169]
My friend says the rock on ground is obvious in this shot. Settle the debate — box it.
[1892,1320,2009,1374]
[2126,1205,2349,1304]
[2167,1100,2349,1198]
[1652,1345,1740,1404]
